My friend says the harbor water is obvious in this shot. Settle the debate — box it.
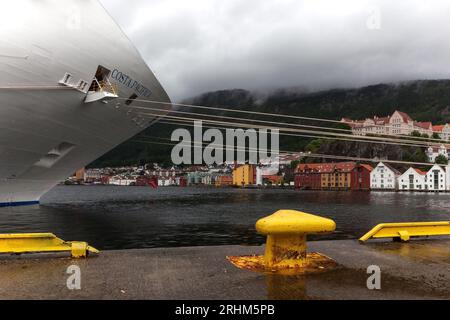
[0,186,449,250]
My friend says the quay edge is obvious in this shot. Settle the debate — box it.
[0,239,450,299]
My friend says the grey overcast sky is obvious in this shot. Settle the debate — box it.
[100,0,450,102]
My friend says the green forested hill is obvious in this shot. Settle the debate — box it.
[90,80,450,168]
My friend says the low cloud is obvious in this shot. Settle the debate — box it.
[101,0,450,101]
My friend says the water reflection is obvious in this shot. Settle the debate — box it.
[266,274,307,300]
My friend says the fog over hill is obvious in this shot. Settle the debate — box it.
[91,79,450,167]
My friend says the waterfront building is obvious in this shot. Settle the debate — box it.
[201,173,222,185]
[215,175,233,187]
[256,167,263,186]
[424,165,446,192]
[74,168,86,183]
[136,176,158,188]
[370,162,401,190]
[158,176,180,186]
[100,176,110,185]
[149,168,180,178]
[350,164,373,190]
[158,178,169,187]
[294,164,323,190]
[178,177,188,187]
[295,162,370,191]
[85,169,102,183]
[232,165,256,186]
[321,162,355,190]
[398,168,426,191]
[446,166,450,191]
[187,172,206,185]
[109,176,136,186]
[263,175,284,186]
[201,174,212,185]
[256,164,284,186]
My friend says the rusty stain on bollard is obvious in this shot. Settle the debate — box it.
[227,210,337,275]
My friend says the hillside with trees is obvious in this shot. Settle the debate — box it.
[90,80,450,168]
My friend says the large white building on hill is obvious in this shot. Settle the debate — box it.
[342,110,450,164]
[342,110,433,136]
[447,165,450,191]
[433,124,450,141]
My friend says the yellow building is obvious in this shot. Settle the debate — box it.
[321,171,351,189]
[75,168,86,182]
[232,165,256,186]
[318,162,355,190]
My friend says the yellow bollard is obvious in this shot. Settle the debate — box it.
[227,210,337,274]
[70,241,99,258]
[359,221,450,242]
[0,233,99,258]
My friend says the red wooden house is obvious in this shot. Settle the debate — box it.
[294,164,322,190]
[350,164,373,191]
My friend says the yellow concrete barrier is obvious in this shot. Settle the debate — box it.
[0,233,99,258]
[227,210,337,274]
[359,221,450,242]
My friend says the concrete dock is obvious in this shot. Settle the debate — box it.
[1,238,450,299]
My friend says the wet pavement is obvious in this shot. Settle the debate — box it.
[0,238,450,300]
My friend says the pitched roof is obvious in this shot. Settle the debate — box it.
[296,162,356,173]
[360,164,373,172]
[374,117,390,125]
[395,110,413,123]
[295,163,323,173]
[415,121,432,129]
[413,168,427,175]
[429,164,446,171]
[432,125,445,132]
[263,174,283,181]
[382,162,402,175]
[331,162,357,172]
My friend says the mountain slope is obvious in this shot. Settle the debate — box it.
[90,80,450,167]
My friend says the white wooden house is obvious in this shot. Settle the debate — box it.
[424,165,446,191]
[398,167,426,191]
[446,166,450,191]
[370,162,401,190]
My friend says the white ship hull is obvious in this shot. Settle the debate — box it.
[0,1,171,205]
